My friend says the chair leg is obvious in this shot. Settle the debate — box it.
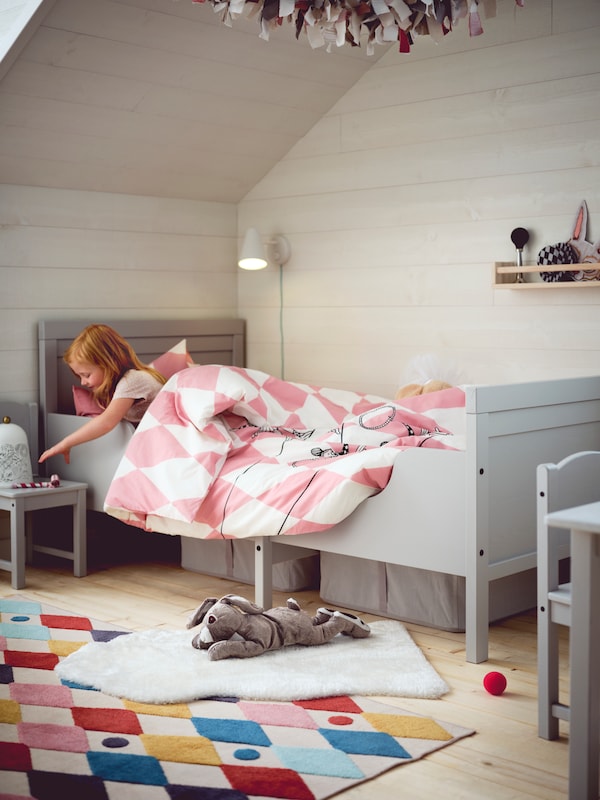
[538,608,560,739]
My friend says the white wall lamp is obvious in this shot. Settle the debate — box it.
[237,228,291,379]
[238,228,291,270]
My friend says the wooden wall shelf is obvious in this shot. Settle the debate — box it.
[494,262,600,289]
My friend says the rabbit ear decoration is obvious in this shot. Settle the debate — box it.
[568,200,600,278]
[572,201,588,241]
[539,201,599,282]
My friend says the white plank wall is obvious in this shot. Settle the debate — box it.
[238,0,600,398]
[0,0,599,409]
[0,0,380,203]
[0,0,385,408]
[0,184,238,403]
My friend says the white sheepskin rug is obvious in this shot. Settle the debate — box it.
[56,619,449,703]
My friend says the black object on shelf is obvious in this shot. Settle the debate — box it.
[510,227,529,283]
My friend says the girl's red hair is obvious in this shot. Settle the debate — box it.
[64,324,165,408]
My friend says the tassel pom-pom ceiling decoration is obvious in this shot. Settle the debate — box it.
[191,0,524,55]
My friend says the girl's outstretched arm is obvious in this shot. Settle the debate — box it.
[39,397,134,465]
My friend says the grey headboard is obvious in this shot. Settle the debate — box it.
[38,318,246,419]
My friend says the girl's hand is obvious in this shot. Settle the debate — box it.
[38,397,133,465]
[39,443,72,465]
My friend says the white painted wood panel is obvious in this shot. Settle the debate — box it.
[334,25,597,113]
[242,302,600,353]
[242,264,600,311]
[2,266,235,308]
[240,168,600,233]
[0,114,275,201]
[239,2,600,391]
[245,120,600,198]
[0,185,234,233]
[0,0,384,201]
[1,0,599,409]
[238,210,598,274]
[0,65,306,149]
[0,156,250,204]
[48,0,377,82]
[0,184,237,403]
[9,31,336,134]
[552,0,600,33]
[15,26,353,115]
[1,227,234,270]
[339,75,600,153]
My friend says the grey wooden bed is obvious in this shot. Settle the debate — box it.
[38,319,600,662]
[38,319,245,510]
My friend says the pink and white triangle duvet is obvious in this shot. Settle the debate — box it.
[104,366,465,540]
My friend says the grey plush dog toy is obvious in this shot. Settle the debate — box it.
[186,594,371,661]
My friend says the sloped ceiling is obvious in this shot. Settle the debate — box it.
[0,0,391,203]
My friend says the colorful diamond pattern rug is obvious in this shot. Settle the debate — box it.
[0,598,474,800]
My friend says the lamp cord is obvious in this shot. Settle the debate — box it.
[279,263,285,380]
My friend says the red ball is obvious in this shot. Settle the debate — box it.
[483,671,507,695]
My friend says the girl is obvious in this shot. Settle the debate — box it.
[39,323,166,465]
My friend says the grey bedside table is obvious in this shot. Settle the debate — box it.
[0,480,88,589]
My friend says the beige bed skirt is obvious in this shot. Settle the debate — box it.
[320,552,537,632]
[181,538,537,630]
[181,538,320,593]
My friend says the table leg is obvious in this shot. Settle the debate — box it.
[569,528,600,800]
[9,499,26,590]
[72,488,87,578]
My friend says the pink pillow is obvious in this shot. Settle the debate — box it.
[149,339,194,379]
[72,386,104,417]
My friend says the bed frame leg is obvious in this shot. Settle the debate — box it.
[465,571,489,663]
[254,537,273,610]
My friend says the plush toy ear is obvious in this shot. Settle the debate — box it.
[396,383,424,399]
[221,595,264,614]
[186,598,218,629]
[421,380,453,394]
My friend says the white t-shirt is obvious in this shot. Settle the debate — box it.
[113,369,163,424]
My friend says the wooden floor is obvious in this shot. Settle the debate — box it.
[0,525,571,800]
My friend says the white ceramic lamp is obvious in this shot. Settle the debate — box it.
[0,416,33,487]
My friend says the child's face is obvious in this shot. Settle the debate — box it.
[69,359,105,391]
